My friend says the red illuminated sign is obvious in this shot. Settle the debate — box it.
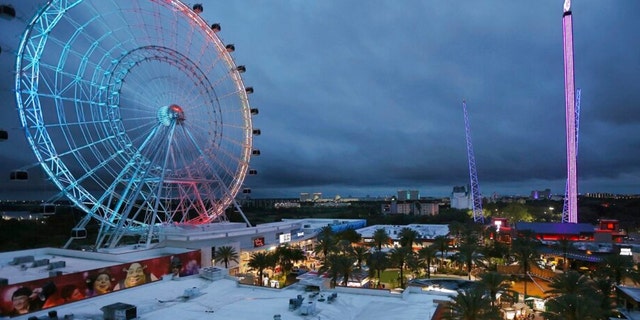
[253,237,265,247]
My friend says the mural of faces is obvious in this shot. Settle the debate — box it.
[0,251,201,316]
[123,263,147,288]
[93,273,112,295]
[11,290,32,315]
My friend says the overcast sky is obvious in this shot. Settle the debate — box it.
[1,1,639,200]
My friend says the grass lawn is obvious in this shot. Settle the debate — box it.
[374,269,405,288]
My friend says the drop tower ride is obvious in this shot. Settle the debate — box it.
[562,0,578,223]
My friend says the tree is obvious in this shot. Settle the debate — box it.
[313,235,337,263]
[443,286,502,320]
[447,221,464,248]
[389,246,412,288]
[546,270,593,296]
[398,227,419,249]
[477,271,512,308]
[542,271,612,318]
[457,239,481,280]
[597,254,640,285]
[215,245,239,269]
[553,238,573,271]
[350,245,369,270]
[367,250,389,288]
[336,239,353,254]
[511,232,539,299]
[247,251,275,286]
[320,253,356,288]
[275,245,305,276]
[372,228,391,251]
[591,276,615,316]
[405,250,422,280]
[417,245,437,278]
[542,293,604,320]
[432,235,450,268]
[501,203,533,222]
[336,228,362,244]
[481,240,510,270]
[317,225,334,242]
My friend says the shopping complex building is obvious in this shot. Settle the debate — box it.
[0,218,457,319]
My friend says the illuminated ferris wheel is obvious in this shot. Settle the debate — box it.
[15,0,257,248]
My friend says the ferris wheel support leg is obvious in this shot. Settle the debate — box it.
[232,200,252,227]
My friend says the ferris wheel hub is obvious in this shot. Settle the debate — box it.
[158,104,186,126]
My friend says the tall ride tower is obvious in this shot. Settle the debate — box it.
[462,100,484,224]
[562,0,578,223]
[562,88,580,220]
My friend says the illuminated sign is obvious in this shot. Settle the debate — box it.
[279,233,291,243]
[253,237,265,247]
[620,248,632,256]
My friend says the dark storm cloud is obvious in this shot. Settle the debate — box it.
[1,1,639,200]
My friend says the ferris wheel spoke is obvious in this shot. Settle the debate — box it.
[146,121,181,229]
[178,123,240,203]
[93,123,164,222]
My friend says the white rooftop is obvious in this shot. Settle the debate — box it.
[10,275,444,320]
[0,247,193,285]
[357,224,449,240]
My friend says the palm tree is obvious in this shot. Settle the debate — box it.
[317,225,334,242]
[597,254,640,285]
[320,253,355,288]
[591,276,615,316]
[448,221,464,248]
[275,245,305,276]
[544,270,611,319]
[457,233,481,280]
[554,238,573,271]
[336,228,362,244]
[511,233,539,299]
[477,271,512,308]
[215,245,239,269]
[389,246,412,288]
[542,293,604,320]
[432,235,450,268]
[350,245,369,270]
[320,254,342,288]
[443,286,502,320]
[247,251,275,286]
[336,239,352,254]
[546,270,593,296]
[481,240,510,270]
[313,236,337,263]
[417,245,437,278]
[372,228,391,251]
[398,227,419,249]
[405,250,422,280]
[367,250,389,288]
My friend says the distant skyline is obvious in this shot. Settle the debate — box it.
[1,1,640,201]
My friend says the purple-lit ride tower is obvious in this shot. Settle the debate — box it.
[562,88,580,220]
[562,0,578,223]
[462,101,484,224]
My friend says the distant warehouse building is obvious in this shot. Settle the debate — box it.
[382,200,439,216]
